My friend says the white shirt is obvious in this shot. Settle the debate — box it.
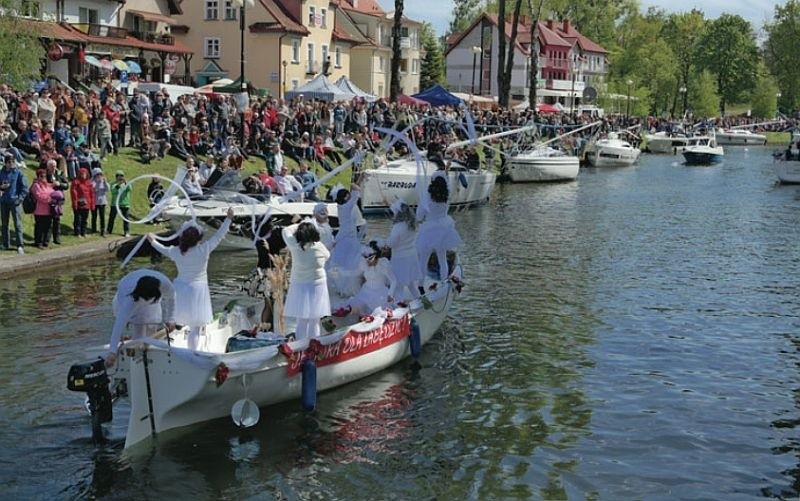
[108,269,175,355]
[283,223,330,283]
[275,173,303,196]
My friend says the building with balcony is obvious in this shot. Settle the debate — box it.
[338,0,424,97]
[9,0,191,88]
[445,14,608,109]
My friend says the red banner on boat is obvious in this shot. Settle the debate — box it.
[284,315,411,376]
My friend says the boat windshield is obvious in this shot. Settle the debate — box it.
[209,170,245,192]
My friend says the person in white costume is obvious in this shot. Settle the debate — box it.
[386,200,422,301]
[106,269,176,367]
[343,240,396,315]
[282,220,331,340]
[416,175,462,281]
[147,207,233,350]
[312,202,334,251]
[328,183,362,295]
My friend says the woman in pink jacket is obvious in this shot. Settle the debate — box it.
[30,168,54,248]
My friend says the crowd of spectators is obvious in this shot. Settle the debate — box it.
[1,79,797,253]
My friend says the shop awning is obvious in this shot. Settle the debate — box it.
[127,9,178,26]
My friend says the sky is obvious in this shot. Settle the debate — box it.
[375,0,780,36]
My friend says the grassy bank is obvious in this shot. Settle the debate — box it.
[765,131,792,145]
[12,148,349,254]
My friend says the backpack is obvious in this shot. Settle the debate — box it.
[22,191,35,214]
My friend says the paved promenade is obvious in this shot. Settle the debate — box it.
[0,236,135,279]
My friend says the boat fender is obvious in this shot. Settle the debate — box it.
[301,359,317,412]
[410,318,421,359]
[458,172,468,188]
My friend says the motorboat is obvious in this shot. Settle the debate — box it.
[681,135,724,165]
[586,132,641,167]
[714,128,767,146]
[158,170,352,251]
[773,146,800,183]
[359,156,496,213]
[76,264,463,450]
[643,131,690,154]
[506,146,579,182]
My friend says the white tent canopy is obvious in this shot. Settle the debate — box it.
[334,76,377,102]
[285,74,355,102]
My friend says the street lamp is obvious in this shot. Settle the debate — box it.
[776,92,782,115]
[679,86,687,117]
[625,79,633,122]
[471,46,482,95]
[282,60,288,99]
[234,0,251,146]
[570,58,579,115]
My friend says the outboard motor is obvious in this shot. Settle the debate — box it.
[67,358,113,442]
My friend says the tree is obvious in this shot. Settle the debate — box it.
[764,0,800,112]
[661,10,706,117]
[496,0,523,108]
[689,69,719,118]
[695,14,759,115]
[390,0,403,102]
[0,1,44,90]
[750,72,779,119]
[449,0,482,35]
[419,22,445,90]
[526,0,545,111]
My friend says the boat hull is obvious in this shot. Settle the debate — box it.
[774,162,800,183]
[117,279,459,449]
[715,132,767,146]
[507,154,579,182]
[360,161,496,213]
[644,134,689,154]
[587,146,641,167]
[683,151,723,165]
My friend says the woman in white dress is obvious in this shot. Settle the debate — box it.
[282,220,331,340]
[416,176,462,281]
[328,183,362,295]
[106,268,176,367]
[147,207,233,350]
[312,202,334,251]
[386,200,422,301]
[345,240,396,315]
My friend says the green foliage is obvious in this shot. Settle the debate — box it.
[419,22,445,90]
[694,14,759,114]
[689,69,719,118]
[661,10,707,90]
[0,5,44,90]
[749,73,779,119]
[449,0,482,35]
[764,0,800,112]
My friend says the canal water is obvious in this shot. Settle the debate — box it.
[1,146,799,499]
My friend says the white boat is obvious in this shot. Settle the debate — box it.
[506,146,579,182]
[715,128,767,146]
[644,131,690,154]
[158,171,350,251]
[586,132,641,167]
[774,147,800,183]
[85,267,463,450]
[681,135,724,165]
[359,157,496,213]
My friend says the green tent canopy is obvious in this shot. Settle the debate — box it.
[213,76,258,94]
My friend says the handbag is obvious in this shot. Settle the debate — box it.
[22,191,35,214]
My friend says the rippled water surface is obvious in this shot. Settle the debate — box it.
[2,147,800,499]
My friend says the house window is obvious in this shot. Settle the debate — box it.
[204,37,220,58]
[399,59,408,73]
[308,6,316,26]
[335,47,342,68]
[291,79,299,90]
[322,45,329,65]
[321,9,327,28]
[400,26,409,38]
[411,59,418,74]
[307,42,315,73]
[292,40,300,63]
[20,0,40,18]
[224,0,237,20]
[78,7,98,24]
[205,0,219,20]
[410,29,418,49]
[378,56,384,73]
